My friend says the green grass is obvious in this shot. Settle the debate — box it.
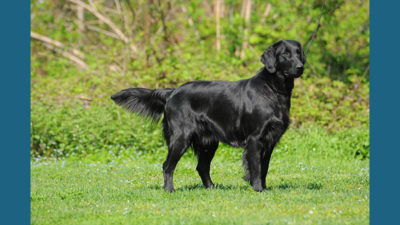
[31,1,369,223]
[31,127,369,225]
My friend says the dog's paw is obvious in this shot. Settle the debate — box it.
[205,183,215,189]
[164,186,175,193]
[253,186,264,192]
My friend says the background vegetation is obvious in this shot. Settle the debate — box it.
[31,0,369,224]
[31,0,369,157]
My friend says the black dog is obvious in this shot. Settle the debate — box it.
[111,40,306,192]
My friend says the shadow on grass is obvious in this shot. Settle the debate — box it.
[268,182,323,190]
[147,182,323,191]
[305,182,323,190]
[147,184,163,190]
[147,183,249,191]
[178,183,249,192]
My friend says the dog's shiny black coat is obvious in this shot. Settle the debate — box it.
[111,40,306,192]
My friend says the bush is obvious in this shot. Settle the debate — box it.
[291,74,369,129]
[31,102,369,160]
[31,0,369,82]
[30,0,369,160]
[31,102,166,158]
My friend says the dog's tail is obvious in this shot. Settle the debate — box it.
[111,88,175,122]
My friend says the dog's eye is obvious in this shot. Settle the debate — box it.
[281,52,290,57]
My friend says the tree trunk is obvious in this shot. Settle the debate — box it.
[240,0,252,59]
[215,0,223,52]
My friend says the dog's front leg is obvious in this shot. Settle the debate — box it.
[245,137,264,192]
[261,148,273,189]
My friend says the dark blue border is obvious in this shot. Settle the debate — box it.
[370,1,400,224]
[0,1,30,224]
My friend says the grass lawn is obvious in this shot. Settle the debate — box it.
[31,127,369,225]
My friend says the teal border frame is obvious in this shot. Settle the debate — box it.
[0,1,30,224]
[370,1,400,224]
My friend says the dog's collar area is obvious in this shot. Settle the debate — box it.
[264,81,292,96]
[258,68,293,96]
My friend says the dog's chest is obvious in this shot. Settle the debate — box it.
[275,95,291,126]
[260,94,291,130]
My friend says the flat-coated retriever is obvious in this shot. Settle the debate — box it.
[111,40,306,192]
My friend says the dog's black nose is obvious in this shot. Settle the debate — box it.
[296,65,304,74]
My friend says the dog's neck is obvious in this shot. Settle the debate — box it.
[256,67,294,96]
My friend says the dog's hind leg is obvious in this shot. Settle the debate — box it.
[194,141,219,188]
[162,133,190,192]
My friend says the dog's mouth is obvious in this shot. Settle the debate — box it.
[283,71,303,78]
[293,73,303,78]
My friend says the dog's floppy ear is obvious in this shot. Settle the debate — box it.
[300,44,306,64]
[260,42,278,73]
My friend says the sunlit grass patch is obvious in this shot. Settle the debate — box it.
[31,128,369,224]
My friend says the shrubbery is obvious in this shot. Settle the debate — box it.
[31,103,166,158]
[31,0,369,81]
[31,101,369,160]
[30,0,369,159]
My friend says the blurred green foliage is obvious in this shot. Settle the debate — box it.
[31,0,369,80]
[31,103,166,159]
[31,102,369,160]
[30,0,369,158]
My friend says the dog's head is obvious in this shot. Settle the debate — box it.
[260,40,306,78]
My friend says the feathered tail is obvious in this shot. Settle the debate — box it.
[111,88,174,121]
